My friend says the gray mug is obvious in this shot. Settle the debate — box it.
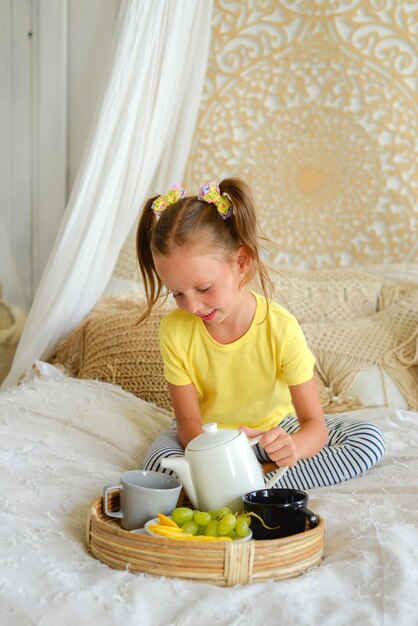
[103,469,182,530]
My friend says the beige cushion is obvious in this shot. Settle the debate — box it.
[378,280,418,310]
[345,366,408,410]
[270,268,383,323]
[113,237,138,281]
[358,262,418,284]
[78,305,172,412]
[302,295,418,410]
[0,292,26,384]
[52,295,173,412]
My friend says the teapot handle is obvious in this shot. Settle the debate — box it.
[248,435,262,447]
[248,435,288,485]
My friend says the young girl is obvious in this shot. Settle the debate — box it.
[136,179,385,490]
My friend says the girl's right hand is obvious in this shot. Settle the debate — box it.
[240,425,299,467]
[240,425,265,441]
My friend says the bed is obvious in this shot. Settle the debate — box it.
[1,263,418,625]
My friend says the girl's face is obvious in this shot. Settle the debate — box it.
[154,245,251,326]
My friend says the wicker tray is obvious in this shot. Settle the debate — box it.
[86,495,325,586]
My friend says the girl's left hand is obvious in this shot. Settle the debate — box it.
[240,425,299,467]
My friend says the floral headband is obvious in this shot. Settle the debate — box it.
[150,182,233,219]
[198,181,233,219]
[151,184,187,218]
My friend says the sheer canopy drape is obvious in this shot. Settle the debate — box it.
[0,217,26,309]
[2,0,213,389]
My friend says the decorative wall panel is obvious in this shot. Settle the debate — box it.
[185,0,418,268]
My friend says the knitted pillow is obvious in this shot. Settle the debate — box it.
[378,280,418,310]
[52,292,145,376]
[78,305,172,412]
[51,294,173,412]
[270,268,383,323]
[302,296,418,411]
[0,291,26,384]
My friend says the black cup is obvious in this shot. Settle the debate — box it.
[242,488,319,540]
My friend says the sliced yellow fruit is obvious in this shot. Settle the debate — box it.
[148,524,185,534]
[157,513,179,528]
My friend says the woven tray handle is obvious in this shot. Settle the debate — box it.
[224,540,255,586]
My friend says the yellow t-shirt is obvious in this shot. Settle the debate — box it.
[159,292,316,431]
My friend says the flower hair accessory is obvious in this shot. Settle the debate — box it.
[198,181,233,219]
[151,184,187,218]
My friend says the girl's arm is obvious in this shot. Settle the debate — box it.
[241,378,328,467]
[167,382,204,448]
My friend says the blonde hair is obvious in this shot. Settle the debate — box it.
[136,178,273,323]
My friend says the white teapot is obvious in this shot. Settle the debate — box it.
[160,423,287,512]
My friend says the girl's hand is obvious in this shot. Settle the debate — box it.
[240,425,299,467]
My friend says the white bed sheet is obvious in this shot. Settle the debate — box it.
[0,371,417,626]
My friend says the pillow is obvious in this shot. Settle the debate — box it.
[52,294,173,412]
[52,291,147,376]
[302,297,418,410]
[312,367,364,414]
[0,292,26,384]
[378,280,418,310]
[269,268,383,323]
[78,302,173,412]
[113,237,138,281]
[358,262,418,284]
[345,365,408,410]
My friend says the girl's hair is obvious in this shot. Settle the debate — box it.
[136,178,273,323]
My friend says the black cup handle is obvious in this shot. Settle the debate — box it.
[300,506,319,530]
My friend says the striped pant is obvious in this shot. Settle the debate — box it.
[143,415,386,490]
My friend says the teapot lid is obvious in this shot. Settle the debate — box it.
[187,422,240,451]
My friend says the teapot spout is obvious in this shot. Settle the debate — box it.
[264,466,288,489]
[160,456,198,509]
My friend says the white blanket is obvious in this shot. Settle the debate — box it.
[0,372,417,626]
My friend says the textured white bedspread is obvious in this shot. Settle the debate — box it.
[0,372,417,626]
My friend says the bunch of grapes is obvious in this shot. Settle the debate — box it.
[171,506,251,539]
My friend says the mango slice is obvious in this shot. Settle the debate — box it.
[157,513,179,528]
[148,524,186,536]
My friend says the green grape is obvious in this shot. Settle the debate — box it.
[208,510,219,519]
[235,516,249,538]
[218,513,237,536]
[217,507,232,519]
[205,519,219,537]
[194,511,211,527]
[181,520,199,535]
[172,507,194,526]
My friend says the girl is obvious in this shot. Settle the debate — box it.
[136,179,385,490]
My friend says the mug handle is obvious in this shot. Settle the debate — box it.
[103,484,123,519]
[300,506,319,530]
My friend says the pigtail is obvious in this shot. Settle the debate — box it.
[135,196,166,324]
[219,178,274,305]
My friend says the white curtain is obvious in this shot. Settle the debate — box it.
[2,0,213,389]
[0,217,27,309]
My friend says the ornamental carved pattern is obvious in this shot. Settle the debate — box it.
[185,0,418,268]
